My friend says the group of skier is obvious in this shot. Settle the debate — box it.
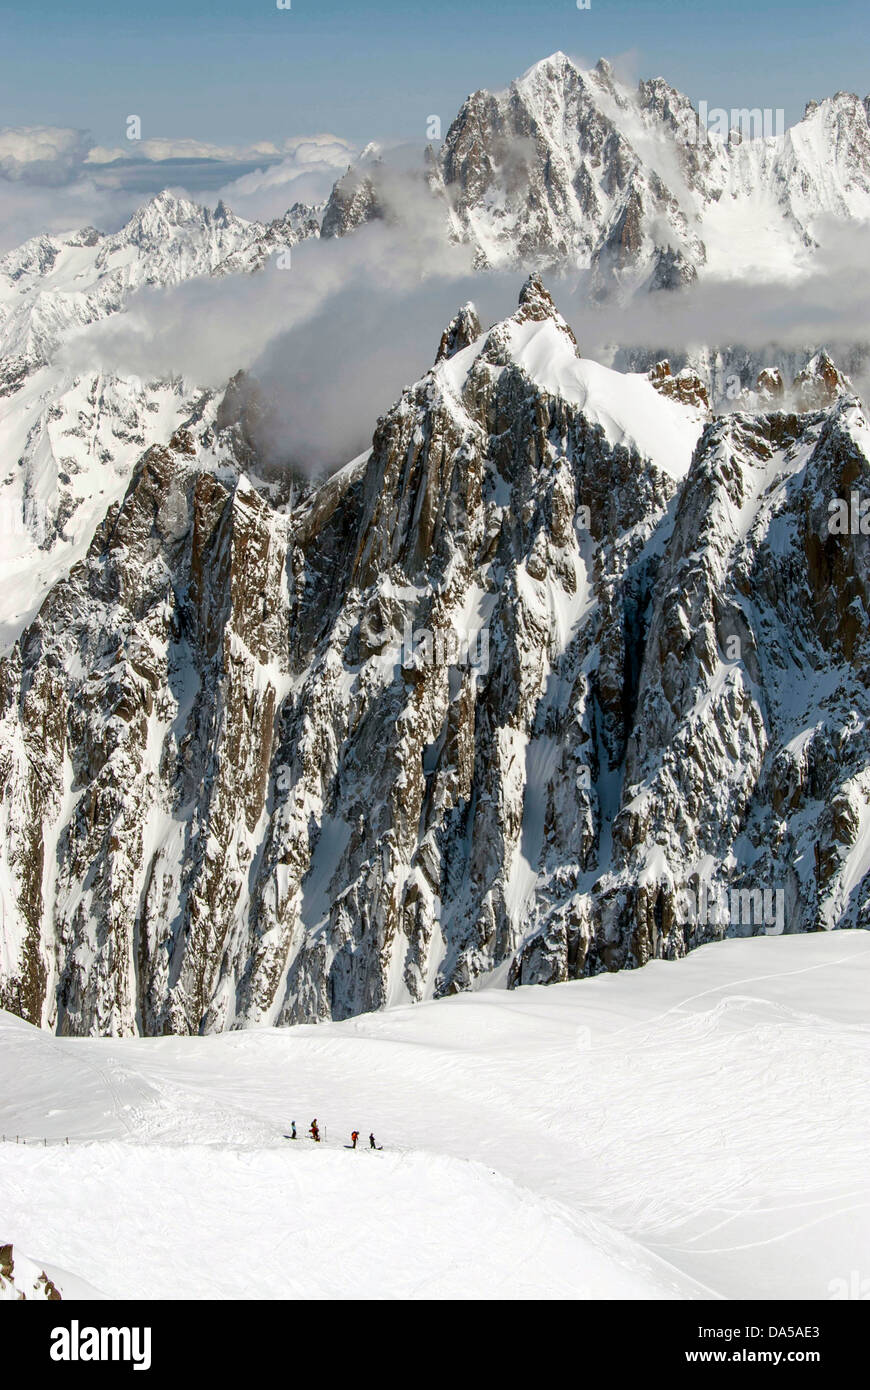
[288,1119,381,1149]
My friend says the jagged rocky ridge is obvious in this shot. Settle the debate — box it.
[1,278,868,1035]
[4,51,869,644]
[0,191,322,648]
[0,190,317,375]
[322,52,870,289]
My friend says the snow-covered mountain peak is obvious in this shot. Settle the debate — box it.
[98,189,251,261]
[0,258,868,1035]
[2,55,870,1045]
[317,52,870,291]
[787,89,870,161]
[128,186,196,219]
[792,349,856,410]
[112,189,222,248]
[465,276,584,383]
[514,49,579,91]
[435,301,482,363]
[430,280,706,483]
[515,272,576,333]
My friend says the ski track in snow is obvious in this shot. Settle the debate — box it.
[1,933,868,1300]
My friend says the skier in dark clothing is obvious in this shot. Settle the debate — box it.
[369,1133,381,1150]
[351,1131,359,1149]
[291,1122,297,1140]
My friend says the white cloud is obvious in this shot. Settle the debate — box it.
[57,204,870,477]
[85,138,275,165]
[85,131,353,171]
[214,135,357,220]
[56,202,494,472]
[0,177,144,253]
[0,126,92,183]
[0,126,355,250]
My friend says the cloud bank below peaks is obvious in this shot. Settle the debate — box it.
[56,189,870,478]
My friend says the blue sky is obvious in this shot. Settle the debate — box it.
[1,0,867,147]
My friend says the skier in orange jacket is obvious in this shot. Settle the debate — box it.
[351,1130,359,1149]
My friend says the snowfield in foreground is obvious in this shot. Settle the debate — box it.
[1,933,869,1301]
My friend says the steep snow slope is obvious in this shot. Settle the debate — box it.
[3,53,869,650]
[324,53,870,291]
[0,279,710,1034]
[1,278,868,1036]
[0,366,214,649]
[439,302,704,476]
[0,192,311,371]
[1,933,868,1299]
[0,194,320,650]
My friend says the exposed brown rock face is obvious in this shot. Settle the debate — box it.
[756,368,785,402]
[793,351,853,411]
[317,53,870,309]
[1,283,868,1036]
[0,1243,62,1300]
[321,166,384,239]
[435,304,482,363]
[319,54,712,289]
[648,361,711,411]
